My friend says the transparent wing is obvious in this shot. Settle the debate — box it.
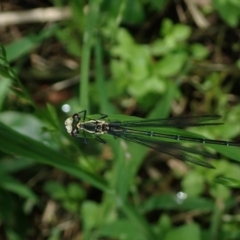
[111,132,215,168]
[117,115,222,128]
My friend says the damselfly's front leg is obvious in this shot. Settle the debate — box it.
[95,135,106,144]
[98,113,108,120]
[76,131,88,144]
[87,113,108,122]
[77,110,87,121]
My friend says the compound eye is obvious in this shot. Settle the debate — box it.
[73,114,80,121]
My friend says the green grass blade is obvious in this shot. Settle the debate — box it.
[80,0,101,110]
[0,171,38,202]
[94,38,115,113]
[0,78,11,111]
[204,144,240,164]
[0,121,108,191]
[5,26,57,62]
[120,199,158,240]
[148,80,178,119]
[110,140,147,199]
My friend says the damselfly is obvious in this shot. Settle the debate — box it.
[65,110,240,168]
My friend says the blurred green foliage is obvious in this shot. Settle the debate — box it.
[213,0,240,27]
[0,0,240,239]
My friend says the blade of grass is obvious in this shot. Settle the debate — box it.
[148,80,178,119]
[214,176,240,188]
[79,0,101,111]
[0,44,35,108]
[0,171,38,202]
[209,145,240,164]
[109,0,127,43]
[110,139,147,200]
[0,121,108,191]
[210,199,224,240]
[94,38,116,113]
[0,78,11,111]
[5,26,57,62]
[120,199,158,240]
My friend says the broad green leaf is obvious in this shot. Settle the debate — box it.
[170,24,191,42]
[99,220,146,240]
[213,0,240,27]
[81,201,100,231]
[182,171,205,197]
[164,223,201,240]
[142,194,214,212]
[190,43,209,60]
[155,52,188,77]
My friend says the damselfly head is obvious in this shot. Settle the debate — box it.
[65,117,73,135]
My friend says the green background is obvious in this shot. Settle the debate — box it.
[0,0,240,239]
